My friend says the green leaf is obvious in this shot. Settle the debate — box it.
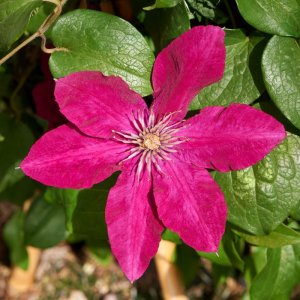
[291,201,300,221]
[44,176,116,245]
[234,224,300,248]
[198,227,244,270]
[198,242,231,267]
[250,245,300,300]
[3,211,28,269]
[176,245,200,285]
[190,30,265,110]
[44,188,79,234]
[88,245,112,267]
[49,9,155,96]
[198,228,231,267]
[71,175,116,245]
[221,228,244,271]
[0,0,42,51]
[244,247,267,286]
[0,177,41,206]
[24,196,66,248]
[236,0,300,37]
[25,1,53,34]
[185,0,226,23]
[72,187,109,245]
[262,36,300,129]
[144,2,190,52]
[258,100,300,137]
[144,0,180,10]
[250,247,267,274]
[162,229,182,244]
[215,134,300,235]
[0,113,34,193]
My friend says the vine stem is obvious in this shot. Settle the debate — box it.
[155,240,188,300]
[0,33,39,65]
[0,0,68,65]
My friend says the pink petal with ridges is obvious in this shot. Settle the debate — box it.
[21,124,128,189]
[55,71,148,139]
[176,104,286,172]
[153,161,227,252]
[106,171,163,282]
[151,26,225,120]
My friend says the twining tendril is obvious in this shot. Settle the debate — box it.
[112,110,187,180]
[0,0,68,66]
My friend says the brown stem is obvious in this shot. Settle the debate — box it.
[0,32,39,65]
[155,240,188,300]
[0,0,67,65]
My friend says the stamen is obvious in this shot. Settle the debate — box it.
[151,114,172,131]
[113,136,141,144]
[114,109,186,181]
[136,150,148,181]
[145,151,152,174]
[156,151,172,161]
[137,110,146,129]
[131,111,143,132]
[151,154,167,176]
[162,127,182,135]
[148,110,155,127]
[160,145,177,153]
[159,135,177,143]
[118,148,142,164]
[112,130,139,140]
[159,120,185,133]
[167,139,186,146]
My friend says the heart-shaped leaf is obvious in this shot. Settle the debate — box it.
[215,133,300,235]
[0,114,34,192]
[44,176,116,244]
[190,30,265,110]
[236,0,300,37]
[262,36,300,129]
[3,211,28,269]
[49,9,155,96]
[250,245,300,300]
[24,196,66,248]
[0,0,42,51]
[144,2,190,51]
[234,224,300,248]
[45,187,79,235]
[72,187,109,245]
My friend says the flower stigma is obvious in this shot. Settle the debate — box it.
[112,109,187,179]
[143,133,161,150]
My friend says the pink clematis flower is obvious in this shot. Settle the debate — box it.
[20,26,286,281]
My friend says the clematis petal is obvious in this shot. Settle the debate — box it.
[176,104,286,172]
[55,71,148,139]
[153,161,227,252]
[151,26,225,120]
[106,170,163,282]
[21,124,129,189]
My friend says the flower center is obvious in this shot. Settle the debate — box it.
[143,133,161,150]
[112,109,186,179]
